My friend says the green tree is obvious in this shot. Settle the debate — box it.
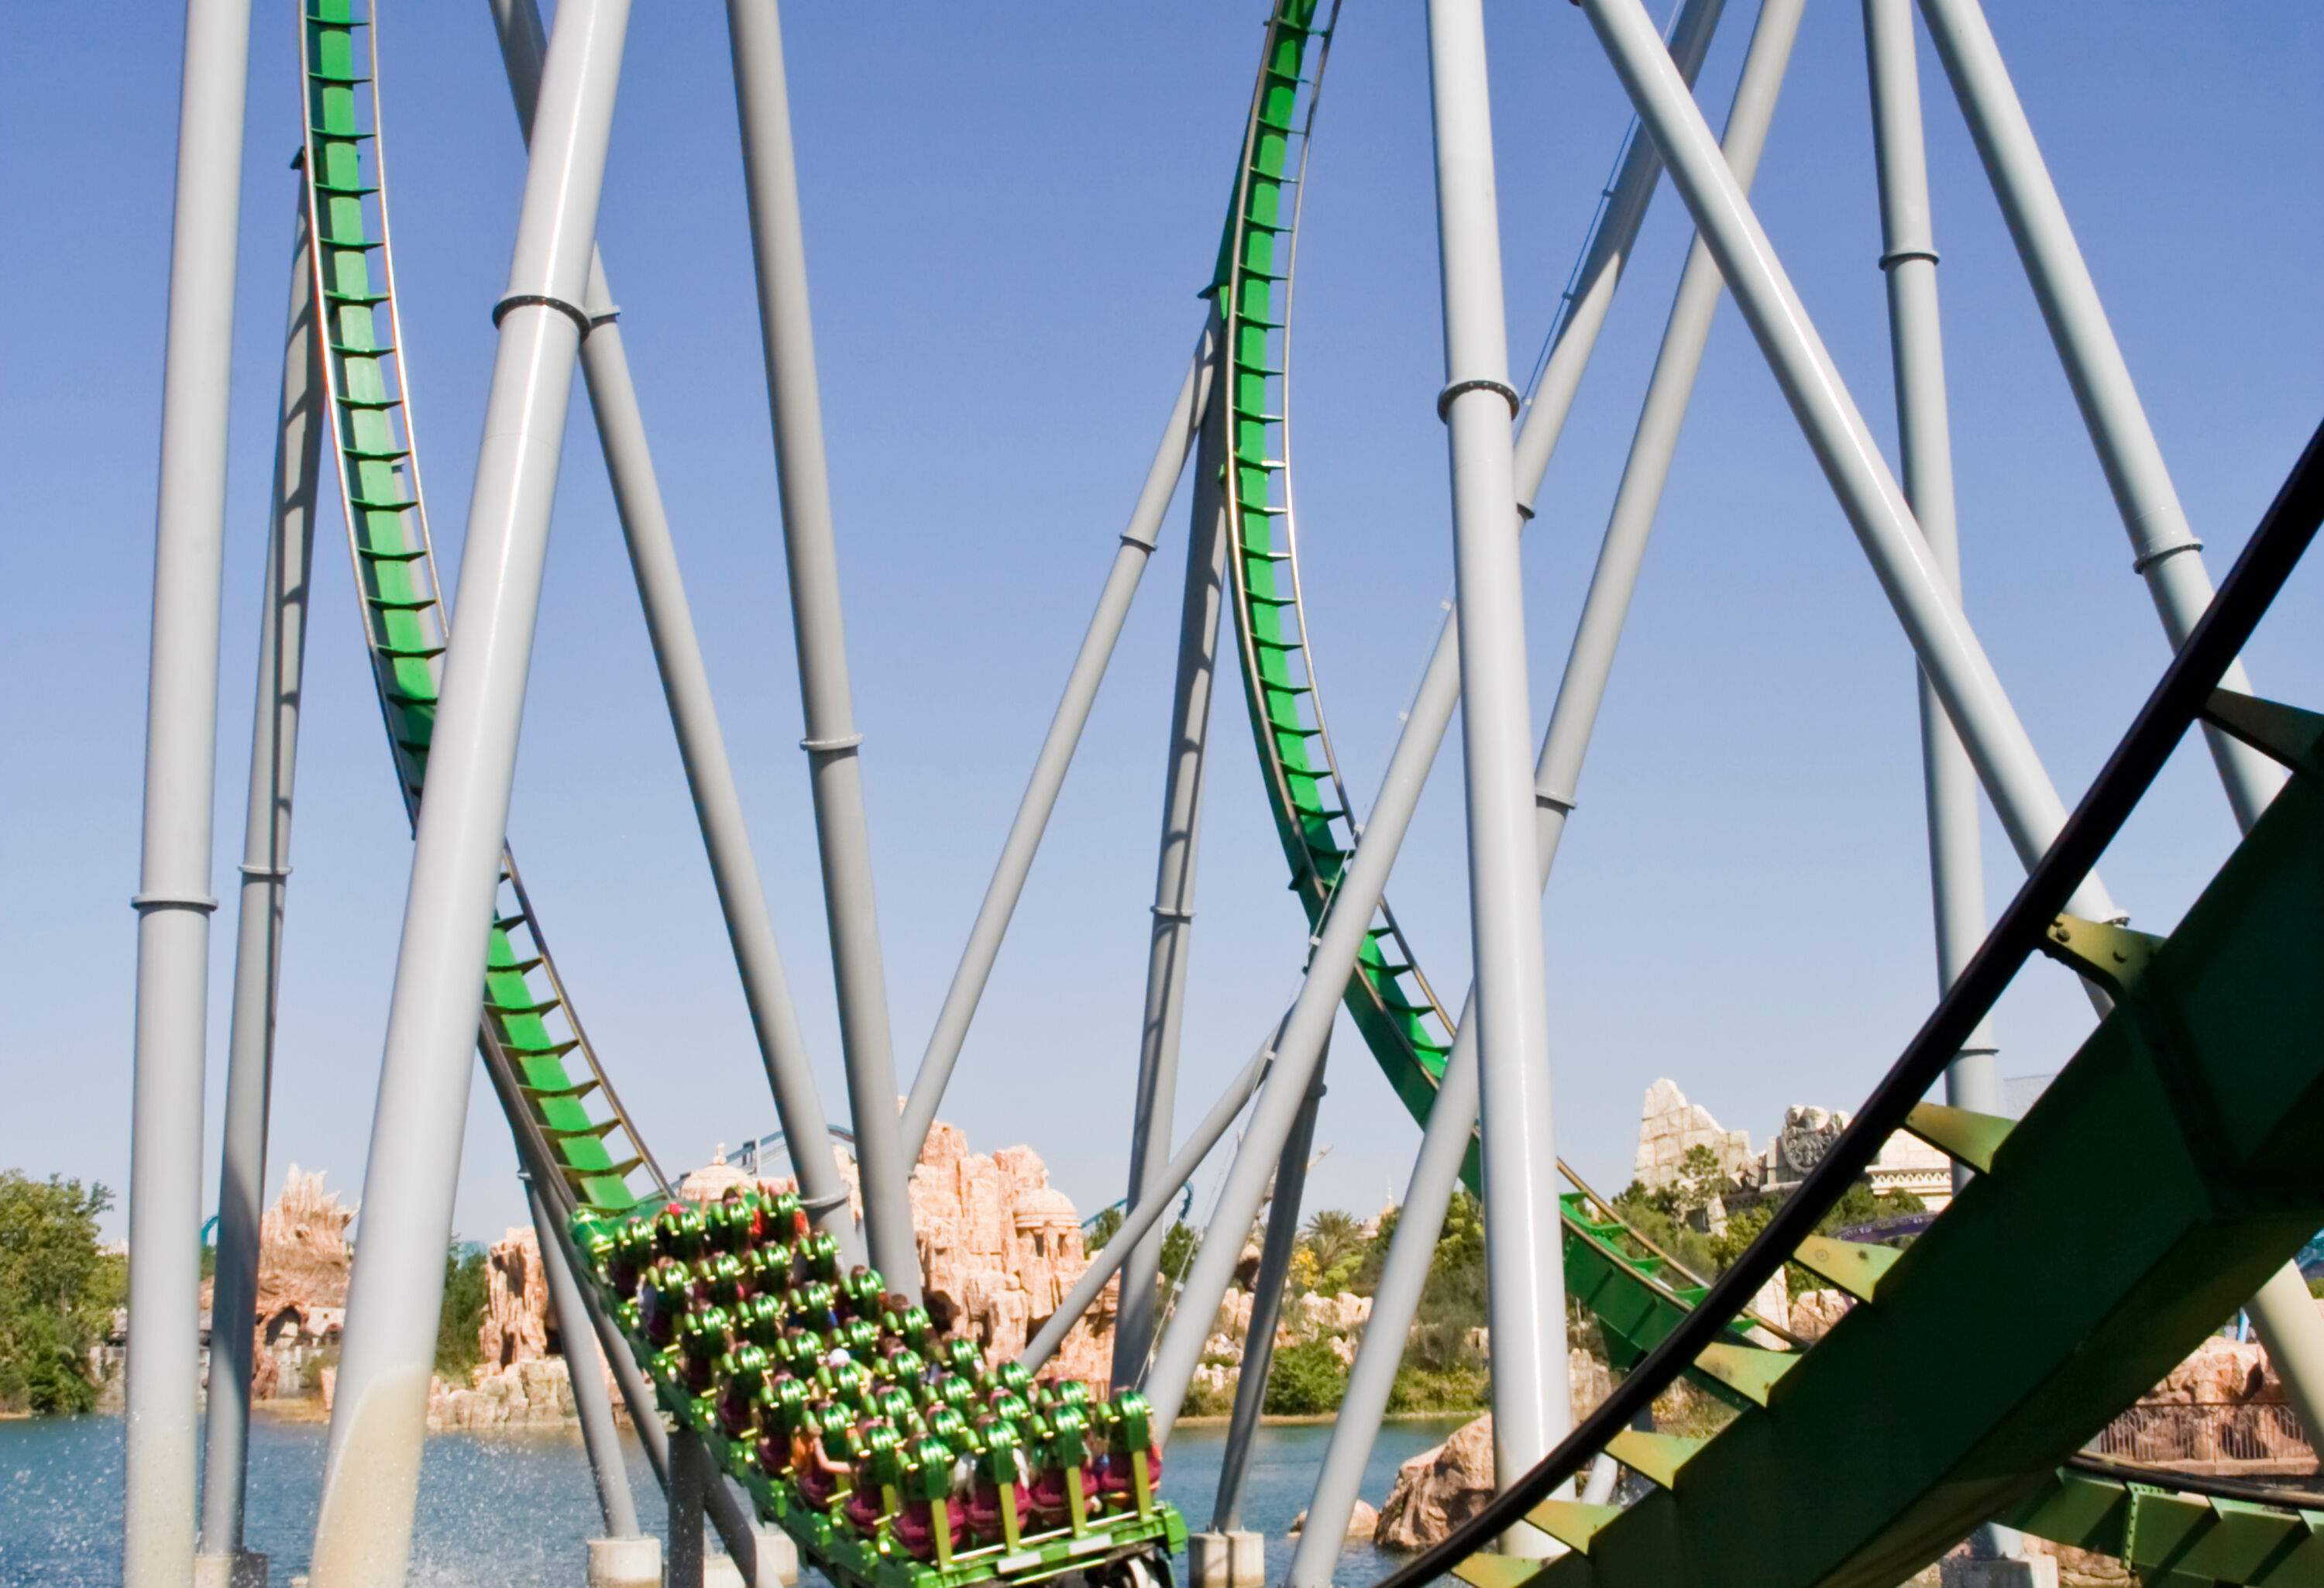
[1263,1335,1348,1415]
[435,1242,490,1379]
[0,1171,120,1414]
[1085,1205,1125,1253]
[1298,1208,1368,1294]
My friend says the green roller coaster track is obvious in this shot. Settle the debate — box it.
[299,0,661,1216]
[295,2,2323,1583]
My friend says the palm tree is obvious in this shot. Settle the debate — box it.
[1299,1208,1367,1280]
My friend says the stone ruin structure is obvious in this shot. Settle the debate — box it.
[1632,1078,1954,1219]
[201,1164,352,1401]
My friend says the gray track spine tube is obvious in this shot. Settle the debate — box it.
[725,0,920,1292]
[904,311,1221,1159]
[1114,369,1233,1390]
[126,0,254,1579]
[307,1,634,1579]
[199,180,325,1570]
[485,0,863,1260]
[1428,0,1573,1504]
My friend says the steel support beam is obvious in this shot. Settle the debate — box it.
[669,1427,710,1588]
[127,0,253,1579]
[1864,5,2018,1553]
[1574,0,2122,930]
[198,182,326,1570]
[483,0,862,1257]
[1287,10,1807,1572]
[308,0,632,1579]
[1429,0,1573,1507]
[1212,1058,1325,1531]
[725,0,918,1291]
[1914,0,2284,828]
[1285,1033,1476,1587]
[1115,374,1232,1390]
[1913,0,2324,1442]
[906,315,1219,1158]
[529,1181,641,1540]
[1511,0,1727,501]
[1019,1033,1277,1374]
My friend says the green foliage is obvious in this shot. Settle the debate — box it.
[1297,1209,1368,1296]
[1386,1358,1488,1414]
[0,1171,119,1414]
[435,1243,490,1379]
[1608,1182,1721,1281]
[1262,1335,1348,1415]
[1085,1205,1124,1253]
[2308,1273,2324,1299]
[1178,1373,1232,1418]
[1707,1181,1927,1293]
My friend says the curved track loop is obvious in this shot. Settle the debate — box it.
[1208,9,2324,1586]
[300,0,661,1215]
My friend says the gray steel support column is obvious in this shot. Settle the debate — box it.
[528,1181,641,1540]
[1914,0,2283,829]
[1510,0,1726,500]
[1287,12,1809,1572]
[1115,376,1232,1391]
[1865,9,2016,1555]
[1212,1058,1325,1532]
[1428,0,1571,1504]
[1575,0,2122,930]
[307,0,632,1580]
[905,315,1219,1157]
[1913,0,2324,1438]
[726,0,919,1292]
[669,1427,710,1588]
[1862,0,2003,1170]
[481,1054,767,1582]
[1532,0,1801,886]
[198,184,326,1569]
[1285,1036,1477,1588]
[126,0,253,1579]
[483,0,861,1257]
[1019,1034,1277,1373]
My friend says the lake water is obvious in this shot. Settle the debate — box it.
[0,1412,1467,1586]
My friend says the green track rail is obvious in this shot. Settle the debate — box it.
[1454,742,2324,1588]
[299,0,659,1215]
[1209,8,2324,1584]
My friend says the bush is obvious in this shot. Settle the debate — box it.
[435,1243,490,1378]
[1263,1336,1348,1416]
[1386,1359,1488,1414]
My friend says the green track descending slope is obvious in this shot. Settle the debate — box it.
[1446,708,2324,1588]
[300,0,659,1214]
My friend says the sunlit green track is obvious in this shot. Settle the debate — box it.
[300,0,658,1214]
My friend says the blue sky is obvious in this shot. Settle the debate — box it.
[3,2,2319,1248]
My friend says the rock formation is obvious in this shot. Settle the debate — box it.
[201,1164,353,1401]
[1291,1499,1380,1540]
[1632,1079,1954,1212]
[478,1225,552,1373]
[1375,1414,1498,1550]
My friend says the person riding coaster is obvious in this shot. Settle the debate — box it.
[795,1402,854,1511]
[892,1433,968,1566]
[1095,1392,1161,1514]
[754,1375,813,1480]
[964,1415,1032,1549]
[716,1343,770,1438]
[1026,1404,1099,1532]
[841,1418,903,1538]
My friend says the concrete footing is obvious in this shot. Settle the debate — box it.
[1941,1556,2061,1588]
[1190,1529,1267,1588]
[701,1521,796,1587]
[193,1552,269,1588]
[588,1534,664,1588]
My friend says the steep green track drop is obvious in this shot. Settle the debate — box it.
[300,0,659,1214]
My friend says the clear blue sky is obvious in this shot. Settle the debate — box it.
[3,3,2319,1247]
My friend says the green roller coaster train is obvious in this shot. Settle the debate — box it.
[105,2,2324,1588]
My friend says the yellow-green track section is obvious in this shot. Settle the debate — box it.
[1212,7,2324,1586]
[300,0,661,1215]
